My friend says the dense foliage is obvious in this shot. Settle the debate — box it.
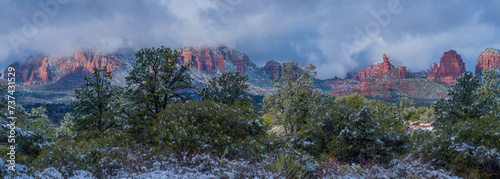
[2,47,499,178]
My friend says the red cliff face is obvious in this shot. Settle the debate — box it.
[397,66,408,79]
[475,47,500,73]
[427,50,465,85]
[352,54,406,80]
[426,63,439,82]
[179,46,256,74]
[378,54,393,75]
[347,54,411,97]
[4,55,52,87]
[180,47,226,74]
[330,53,449,100]
[5,49,128,89]
[264,60,281,80]
[56,49,126,77]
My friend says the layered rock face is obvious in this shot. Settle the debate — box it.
[179,46,256,74]
[57,49,126,77]
[475,47,500,73]
[351,54,407,81]
[5,55,52,87]
[426,50,465,85]
[6,46,274,94]
[263,60,281,80]
[330,54,436,99]
[4,49,128,90]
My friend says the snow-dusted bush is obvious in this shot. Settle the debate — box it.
[34,167,63,179]
[152,101,265,158]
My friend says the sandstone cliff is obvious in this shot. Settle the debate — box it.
[426,50,465,85]
[475,47,500,73]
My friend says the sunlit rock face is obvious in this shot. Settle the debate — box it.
[179,46,256,75]
[475,47,500,73]
[426,50,465,85]
[4,49,128,90]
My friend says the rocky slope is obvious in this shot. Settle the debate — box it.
[475,47,500,73]
[426,50,465,85]
[320,54,448,100]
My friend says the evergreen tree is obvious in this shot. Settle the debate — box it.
[263,60,320,133]
[330,106,387,164]
[56,113,75,139]
[72,67,122,139]
[125,46,193,142]
[434,72,483,128]
[199,71,250,105]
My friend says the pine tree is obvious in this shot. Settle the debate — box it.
[72,67,122,139]
[434,72,482,128]
[125,46,193,143]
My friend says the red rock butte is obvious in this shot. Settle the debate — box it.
[352,54,408,81]
[475,47,500,73]
[426,50,465,85]
[179,46,256,75]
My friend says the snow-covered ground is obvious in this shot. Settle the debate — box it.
[4,154,460,179]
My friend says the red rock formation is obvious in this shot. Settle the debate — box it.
[475,47,500,73]
[426,63,439,82]
[4,55,52,87]
[179,46,256,74]
[427,50,465,85]
[352,54,405,80]
[397,66,408,79]
[5,49,127,89]
[264,60,281,80]
[378,54,393,76]
[180,47,226,74]
[353,67,372,81]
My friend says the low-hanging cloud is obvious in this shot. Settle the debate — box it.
[0,0,499,79]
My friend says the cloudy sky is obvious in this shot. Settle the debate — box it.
[0,0,499,79]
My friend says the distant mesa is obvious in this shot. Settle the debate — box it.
[426,50,465,85]
[475,47,500,73]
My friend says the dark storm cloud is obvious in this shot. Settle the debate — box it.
[0,0,498,78]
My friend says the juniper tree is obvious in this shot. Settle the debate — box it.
[263,60,321,133]
[199,71,250,106]
[72,67,122,139]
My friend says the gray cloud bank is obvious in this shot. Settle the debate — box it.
[1,0,499,79]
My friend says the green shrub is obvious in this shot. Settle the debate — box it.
[152,101,264,158]
[269,152,311,179]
